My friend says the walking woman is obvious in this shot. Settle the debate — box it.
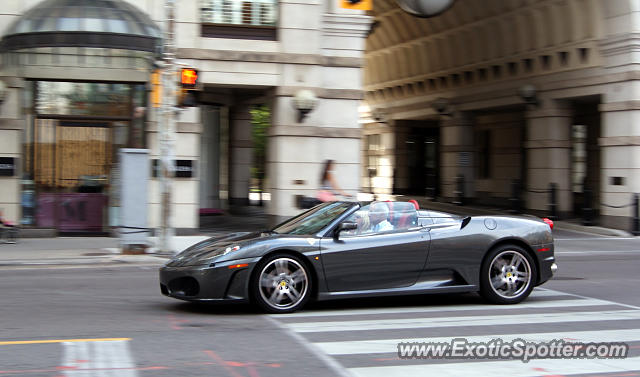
[317,159,352,202]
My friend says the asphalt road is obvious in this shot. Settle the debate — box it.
[1,229,639,377]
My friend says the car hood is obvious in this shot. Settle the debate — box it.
[166,231,275,267]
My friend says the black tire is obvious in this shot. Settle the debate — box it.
[479,244,537,304]
[251,253,312,313]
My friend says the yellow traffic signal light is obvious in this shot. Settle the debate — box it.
[340,0,371,10]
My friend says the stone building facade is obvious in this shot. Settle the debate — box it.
[0,0,370,232]
[361,0,640,229]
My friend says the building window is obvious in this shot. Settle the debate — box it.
[201,0,277,40]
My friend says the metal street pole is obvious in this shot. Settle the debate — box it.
[159,0,177,254]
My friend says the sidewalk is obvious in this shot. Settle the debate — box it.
[0,235,212,267]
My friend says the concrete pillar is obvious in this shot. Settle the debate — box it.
[147,106,201,231]
[596,0,640,229]
[441,112,474,199]
[0,76,25,224]
[266,2,370,225]
[598,90,640,229]
[392,120,408,194]
[229,104,253,209]
[525,102,572,216]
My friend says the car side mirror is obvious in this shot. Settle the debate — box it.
[335,221,357,239]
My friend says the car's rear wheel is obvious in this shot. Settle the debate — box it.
[480,245,536,304]
[251,254,312,313]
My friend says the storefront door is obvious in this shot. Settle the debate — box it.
[34,121,113,232]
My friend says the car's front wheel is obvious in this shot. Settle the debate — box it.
[251,254,312,313]
[480,245,536,304]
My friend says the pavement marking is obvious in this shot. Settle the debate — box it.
[272,287,640,376]
[277,297,613,319]
[556,250,640,255]
[348,356,640,377]
[0,338,131,346]
[265,316,356,377]
[541,288,640,310]
[274,295,607,319]
[314,328,640,355]
[60,339,137,377]
[287,309,640,333]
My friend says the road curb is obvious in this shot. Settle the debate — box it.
[554,222,632,237]
[0,255,168,267]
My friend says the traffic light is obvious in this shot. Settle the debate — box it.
[340,0,371,10]
[150,69,162,108]
[179,68,199,107]
[181,68,198,89]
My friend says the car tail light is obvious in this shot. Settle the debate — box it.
[542,217,554,230]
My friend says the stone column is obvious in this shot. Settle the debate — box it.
[229,104,253,210]
[392,119,408,194]
[440,112,474,200]
[596,1,640,229]
[0,76,25,224]
[147,106,201,231]
[525,102,572,217]
[266,1,370,225]
[598,96,640,229]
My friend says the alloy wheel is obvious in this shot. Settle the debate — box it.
[488,250,532,299]
[258,257,309,311]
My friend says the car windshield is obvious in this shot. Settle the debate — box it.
[272,202,356,235]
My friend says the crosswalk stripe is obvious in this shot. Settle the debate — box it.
[347,356,640,377]
[314,328,640,355]
[61,340,137,377]
[288,309,640,333]
[275,297,612,319]
[274,288,640,377]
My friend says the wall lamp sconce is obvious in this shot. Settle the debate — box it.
[432,97,453,116]
[396,0,456,18]
[372,107,388,124]
[518,84,539,107]
[292,89,318,123]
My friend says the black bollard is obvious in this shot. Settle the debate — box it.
[509,179,521,214]
[582,186,594,226]
[633,193,640,236]
[548,183,557,220]
[453,175,464,206]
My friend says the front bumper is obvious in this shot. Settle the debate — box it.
[159,258,257,303]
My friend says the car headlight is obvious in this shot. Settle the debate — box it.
[224,245,241,255]
[194,245,241,263]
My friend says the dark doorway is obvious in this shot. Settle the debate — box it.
[571,97,601,219]
[406,125,440,197]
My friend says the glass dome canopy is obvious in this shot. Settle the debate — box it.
[1,0,162,54]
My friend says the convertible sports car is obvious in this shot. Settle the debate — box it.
[160,201,557,313]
